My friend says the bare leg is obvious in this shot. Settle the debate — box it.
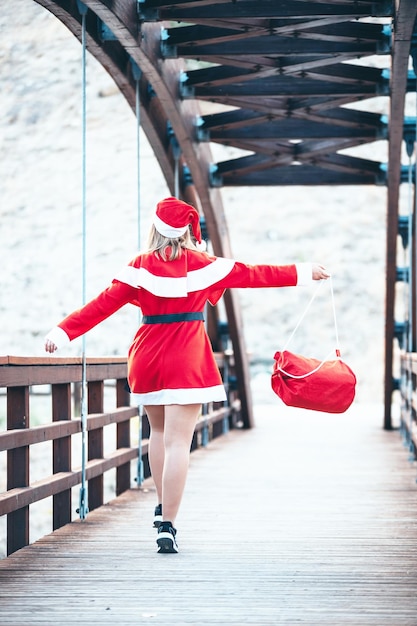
[144,405,165,505]
[145,403,200,526]
[164,404,201,525]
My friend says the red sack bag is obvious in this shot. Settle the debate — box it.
[271,349,356,413]
[271,278,356,413]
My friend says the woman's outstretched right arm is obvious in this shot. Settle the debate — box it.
[44,280,139,353]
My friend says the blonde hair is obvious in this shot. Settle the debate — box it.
[146,224,197,261]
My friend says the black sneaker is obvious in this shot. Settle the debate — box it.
[153,504,162,528]
[156,521,179,554]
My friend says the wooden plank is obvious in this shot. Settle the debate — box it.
[0,355,223,380]
[156,1,389,20]
[6,387,29,555]
[86,407,139,429]
[0,405,416,624]
[0,355,128,366]
[195,405,232,430]
[165,21,385,48]
[186,75,383,98]
[88,381,105,511]
[214,155,381,186]
[52,383,72,529]
[0,420,79,452]
[116,380,133,495]
[0,408,138,452]
[201,107,382,132]
[0,447,142,516]
[177,37,381,59]
[0,362,128,386]
[207,119,381,141]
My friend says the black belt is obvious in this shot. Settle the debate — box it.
[142,312,205,324]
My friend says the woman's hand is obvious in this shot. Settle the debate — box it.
[45,339,58,353]
[312,264,330,280]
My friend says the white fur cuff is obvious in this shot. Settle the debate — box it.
[295,263,313,286]
[45,326,71,349]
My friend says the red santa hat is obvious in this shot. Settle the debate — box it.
[154,197,203,247]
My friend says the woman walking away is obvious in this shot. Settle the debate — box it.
[45,196,330,554]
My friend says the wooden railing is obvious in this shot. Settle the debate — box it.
[400,353,417,456]
[0,355,241,556]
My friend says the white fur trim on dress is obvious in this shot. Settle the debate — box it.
[153,213,188,238]
[131,384,227,405]
[114,257,235,297]
[295,263,313,286]
[187,258,235,292]
[114,265,188,297]
[45,326,71,349]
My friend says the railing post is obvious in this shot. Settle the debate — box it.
[7,386,29,555]
[52,383,72,529]
[87,380,104,510]
[116,379,131,495]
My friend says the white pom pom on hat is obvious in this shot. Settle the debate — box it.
[154,197,204,247]
[196,240,207,252]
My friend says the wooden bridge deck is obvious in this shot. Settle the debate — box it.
[1,404,417,625]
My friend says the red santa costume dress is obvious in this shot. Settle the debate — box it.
[45,198,313,405]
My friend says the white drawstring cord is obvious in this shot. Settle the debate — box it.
[278,276,341,379]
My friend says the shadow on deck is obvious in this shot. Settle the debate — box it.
[1,404,417,625]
